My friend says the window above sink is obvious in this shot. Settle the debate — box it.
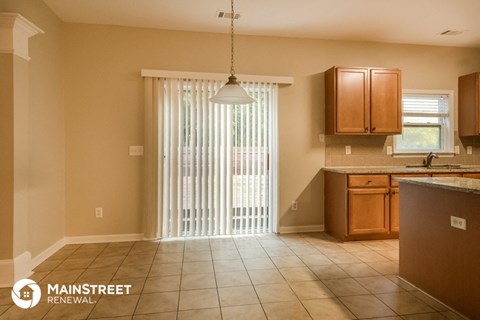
[394,89,454,155]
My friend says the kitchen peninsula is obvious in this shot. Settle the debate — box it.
[395,177,480,319]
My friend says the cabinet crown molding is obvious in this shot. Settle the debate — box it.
[0,13,44,61]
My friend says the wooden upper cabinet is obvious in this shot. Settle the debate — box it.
[458,72,480,136]
[335,68,369,133]
[325,66,402,135]
[370,69,402,134]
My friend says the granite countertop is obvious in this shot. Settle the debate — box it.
[393,177,480,195]
[323,166,480,174]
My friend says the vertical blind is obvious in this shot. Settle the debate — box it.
[158,78,277,237]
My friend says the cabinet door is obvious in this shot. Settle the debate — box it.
[348,188,389,235]
[458,73,480,136]
[390,187,399,233]
[370,69,402,134]
[336,68,369,134]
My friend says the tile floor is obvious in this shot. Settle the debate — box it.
[0,232,468,320]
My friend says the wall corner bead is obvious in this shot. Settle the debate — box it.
[0,13,44,61]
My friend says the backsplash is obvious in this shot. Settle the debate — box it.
[325,134,480,167]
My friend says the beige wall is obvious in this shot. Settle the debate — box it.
[25,0,66,257]
[13,55,30,257]
[1,0,65,258]
[63,23,480,234]
[0,54,14,260]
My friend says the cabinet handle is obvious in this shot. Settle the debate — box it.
[372,127,376,132]
[364,127,368,132]
[391,190,398,195]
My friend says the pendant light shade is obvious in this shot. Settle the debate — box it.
[210,0,255,105]
[209,75,255,104]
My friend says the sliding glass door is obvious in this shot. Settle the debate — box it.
[159,79,277,237]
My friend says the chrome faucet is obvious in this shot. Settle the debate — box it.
[425,152,439,168]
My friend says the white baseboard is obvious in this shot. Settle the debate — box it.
[30,237,66,270]
[0,259,14,287]
[14,251,32,281]
[65,233,145,244]
[0,251,33,287]
[278,224,324,234]
[0,233,145,288]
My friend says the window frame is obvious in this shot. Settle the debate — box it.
[393,89,454,155]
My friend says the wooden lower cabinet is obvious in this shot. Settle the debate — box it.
[325,170,480,241]
[463,173,480,179]
[348,188,389,235]
[325,172,395,241]
[389,173,430,234]
[390,187,399,233]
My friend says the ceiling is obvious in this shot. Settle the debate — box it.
[43,0,480,48]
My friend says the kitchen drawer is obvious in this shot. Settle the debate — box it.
[463,173,480,179]
[391,174,430,187]
[348,175,389,188]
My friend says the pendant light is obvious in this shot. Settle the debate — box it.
[210,0,255,105]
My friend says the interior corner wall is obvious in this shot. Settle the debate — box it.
[1,0,66,258]
[25,1,66,258]
[0,54,14,260]
[13,55,30,258]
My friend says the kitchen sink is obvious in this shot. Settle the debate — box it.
[430,164,462,168]
[405,164,463,169]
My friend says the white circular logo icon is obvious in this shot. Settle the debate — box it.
[11,279,41,309]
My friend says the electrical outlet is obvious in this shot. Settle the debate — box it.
[387,146,393,155]
[451,216,466,230]
[467,146,473,155]
[95,207,103,218]
[318,134,325,143]
[291,201,298,211]
[129,145,144,156]
[345,145,351,155]
[454,145,460,154]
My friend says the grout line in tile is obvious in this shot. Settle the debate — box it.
[231,235,268,320]
[130,241,162,318]
[80,242,136,320]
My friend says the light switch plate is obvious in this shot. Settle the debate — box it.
[467,146,473,155]
[387,146,393,155]
[129,146,144,156]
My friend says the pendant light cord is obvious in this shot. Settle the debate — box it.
[230,0,235,76]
